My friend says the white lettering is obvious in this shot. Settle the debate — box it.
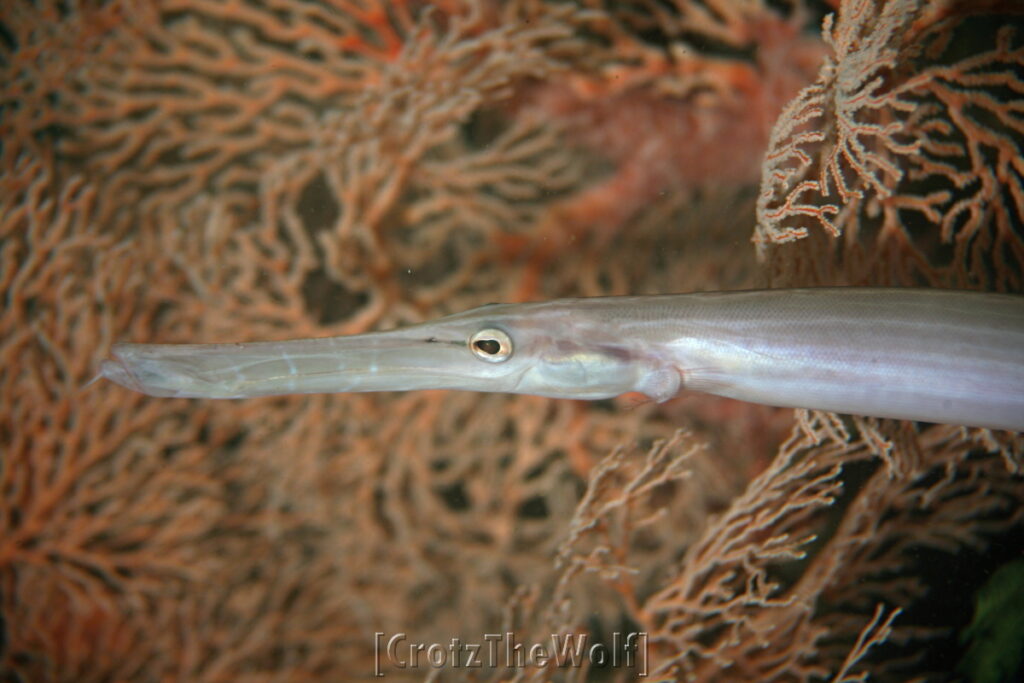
[426,643,446,667]
[386,633,407,668]
[550,633,588,666]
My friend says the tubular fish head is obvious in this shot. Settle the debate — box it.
[436,301,666,400]
[100,299,678,401]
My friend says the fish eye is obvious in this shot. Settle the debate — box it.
[469,328,512,363]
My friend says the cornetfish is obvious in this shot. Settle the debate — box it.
[100,288,1024,431]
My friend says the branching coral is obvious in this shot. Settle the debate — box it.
[642,414,1023,680]
[1,0,1022,681]
[756,0,1024,290]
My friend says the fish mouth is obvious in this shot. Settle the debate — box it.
[97,329,515,399]
[99,355,144,393]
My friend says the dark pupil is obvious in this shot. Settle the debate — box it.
[474,339,501,355]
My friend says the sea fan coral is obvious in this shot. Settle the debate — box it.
[756,0,1024,291]
[1,0,1021,681]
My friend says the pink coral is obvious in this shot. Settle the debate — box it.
[1,0,1022,681]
